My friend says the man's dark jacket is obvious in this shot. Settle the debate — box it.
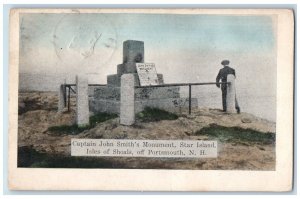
[216,66,236,89]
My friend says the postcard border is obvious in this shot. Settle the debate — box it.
[8,8,294,191]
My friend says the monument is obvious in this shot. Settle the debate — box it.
[89,40,198,114]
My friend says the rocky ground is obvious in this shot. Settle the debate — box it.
[18,91,276,170]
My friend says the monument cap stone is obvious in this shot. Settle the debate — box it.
[123,40,144,64]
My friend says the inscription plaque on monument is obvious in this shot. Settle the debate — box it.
[136,63,159,86]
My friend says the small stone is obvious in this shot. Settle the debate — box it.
[241,118,252,123]
[184,131,191,136]
[258,146,265,151]
[186,115,196,119]
[19,101,25,109]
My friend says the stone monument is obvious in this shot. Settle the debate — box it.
[90,40,198,114]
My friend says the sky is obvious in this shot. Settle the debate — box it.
[20,13,276,80]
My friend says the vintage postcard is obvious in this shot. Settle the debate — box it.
[8,8,294,191]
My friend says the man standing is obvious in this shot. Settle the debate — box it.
[216,60,240,113]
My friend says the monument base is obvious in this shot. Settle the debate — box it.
[90,85,198,115]
[93,86,181,101]
[90,97,198,115]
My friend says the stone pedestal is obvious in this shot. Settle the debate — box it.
[107,40,164,87]
[226,74,236,113]
[76,75,89,126]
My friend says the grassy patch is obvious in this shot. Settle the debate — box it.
[18,146,120,168]
[48,124,89,135]
[136,107,178,122]
[89,112,118,126]
[48,112,117,135]
[195,124,275,145]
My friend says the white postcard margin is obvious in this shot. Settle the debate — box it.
[8,8,294,191]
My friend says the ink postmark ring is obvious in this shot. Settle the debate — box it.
[52,13,117,74]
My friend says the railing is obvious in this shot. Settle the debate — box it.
[61,82,228,114]
[62,84,107,111]
[136,82,229,114]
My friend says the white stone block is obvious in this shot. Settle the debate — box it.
[76,75,89,126]
[58,84,66,112]
[226,74,236,113]
[120,74,135,125]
